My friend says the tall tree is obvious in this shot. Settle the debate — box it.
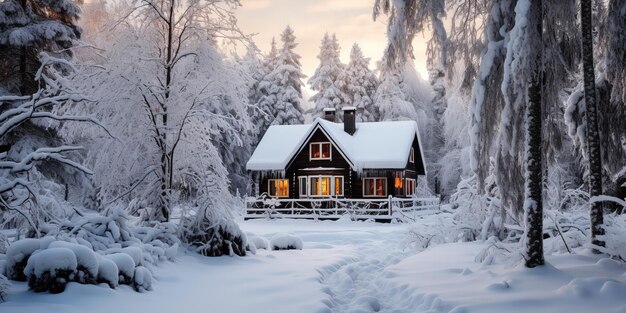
[502,0,545,267]
[309,33,349,120]
[580,0,604,248]
[343,43,379,122]
[260,26,305,126]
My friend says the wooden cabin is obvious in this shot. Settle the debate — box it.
[246,107,427,202]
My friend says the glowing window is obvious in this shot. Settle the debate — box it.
[310,142,332,160]
[268,179,289,197]
[334,177,344,196]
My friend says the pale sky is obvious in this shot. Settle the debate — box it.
[236,0,429,84]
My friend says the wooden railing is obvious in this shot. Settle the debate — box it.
[245,195,440,222]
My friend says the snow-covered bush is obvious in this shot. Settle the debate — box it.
[96,256,119,288]
[24,248,77,294]
[48,241,98,284]
[133,266,152,292]
[5,237,55,281]
[270,233,303,251]
[179,198,247,257]
[105,253,135,285]
[248,235,269,250]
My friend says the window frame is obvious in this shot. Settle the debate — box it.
[309,142,332,161]
[409,147,415,163]
[267,179,289,198]
[298,176,308,197]
[362,177,388,197]
[334,176,344,196]
[405,178,416,196]
[305,175,344,197]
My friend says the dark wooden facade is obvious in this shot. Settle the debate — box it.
[256,127,425,199]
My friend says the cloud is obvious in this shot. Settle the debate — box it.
[306,0,372,13]
[240,0,272,11]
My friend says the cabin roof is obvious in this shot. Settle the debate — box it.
[246,118,426,172]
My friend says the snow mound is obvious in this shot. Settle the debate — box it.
[121,246,143,267]
[133,266,152,292]
[49,241,98,284]
[270,233,303,250]
[248,235,269,250]
[106,253,135,284]
[96,256,119,288]
[24,248,77,293]
[5,237,55,281]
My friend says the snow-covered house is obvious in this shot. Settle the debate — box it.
[246,107,426,200]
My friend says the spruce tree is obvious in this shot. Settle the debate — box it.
[343,43,379,122]
[309,33,349,120]
[0,0,81,95]
[261,26,305,126]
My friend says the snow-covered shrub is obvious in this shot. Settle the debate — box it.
[179,200,247,257]
[248,235,269,250]
[48,241,98,284]
[0,274,8,303]
[133,266,152,292]
[269,233,303,251]
[96,256,119,288]
[58,206,136,251]
[24,248,77,294]
[105,253,135,285]
[5,237,55,281]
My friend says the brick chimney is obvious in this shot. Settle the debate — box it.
[342,107,356,135]
[323,108,336,122]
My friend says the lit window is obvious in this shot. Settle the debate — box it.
[334,177,344,196]
[299,177,307,196]
[268,179,289,197]
[308,176,343,197]
[405,178,416,196]
[409,147,415,163]
[363,178,387,197]
[310,177,330,196]
[310,142,332,160]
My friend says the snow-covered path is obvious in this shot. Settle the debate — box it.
[317,227,412,313]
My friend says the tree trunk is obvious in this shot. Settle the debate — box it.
[524,0,544,268]
[580,0,604,249]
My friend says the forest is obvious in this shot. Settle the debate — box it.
[0,0,625,312]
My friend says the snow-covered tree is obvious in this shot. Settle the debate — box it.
[0,0,81,95]
[309,33,349,120]
[343,43,379,122]
[375,65,417,122]
[0,54,102,236]
[259,26,305,126]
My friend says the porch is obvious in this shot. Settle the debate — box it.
[245,196,441,222]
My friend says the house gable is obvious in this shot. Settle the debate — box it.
[286,127,352,172]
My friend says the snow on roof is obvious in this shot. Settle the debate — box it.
[246,124,312,170]
[342,106,356,111]
[323,108,336,112]
[246,118,426,172]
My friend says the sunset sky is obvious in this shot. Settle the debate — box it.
[236,0,429,84]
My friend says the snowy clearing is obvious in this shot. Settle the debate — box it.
[3,218,626,313]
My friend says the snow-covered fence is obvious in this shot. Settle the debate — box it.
[245,196,440,222]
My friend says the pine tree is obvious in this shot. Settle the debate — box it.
[375,64,417,122]
[580,0,605,248]
[261,26,305,126]
[343,43,379,122]
[0,0,81,95]
[255,38,279,133]
[309,33,349,120]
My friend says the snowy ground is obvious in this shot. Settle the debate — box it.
[4,217,626,313]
